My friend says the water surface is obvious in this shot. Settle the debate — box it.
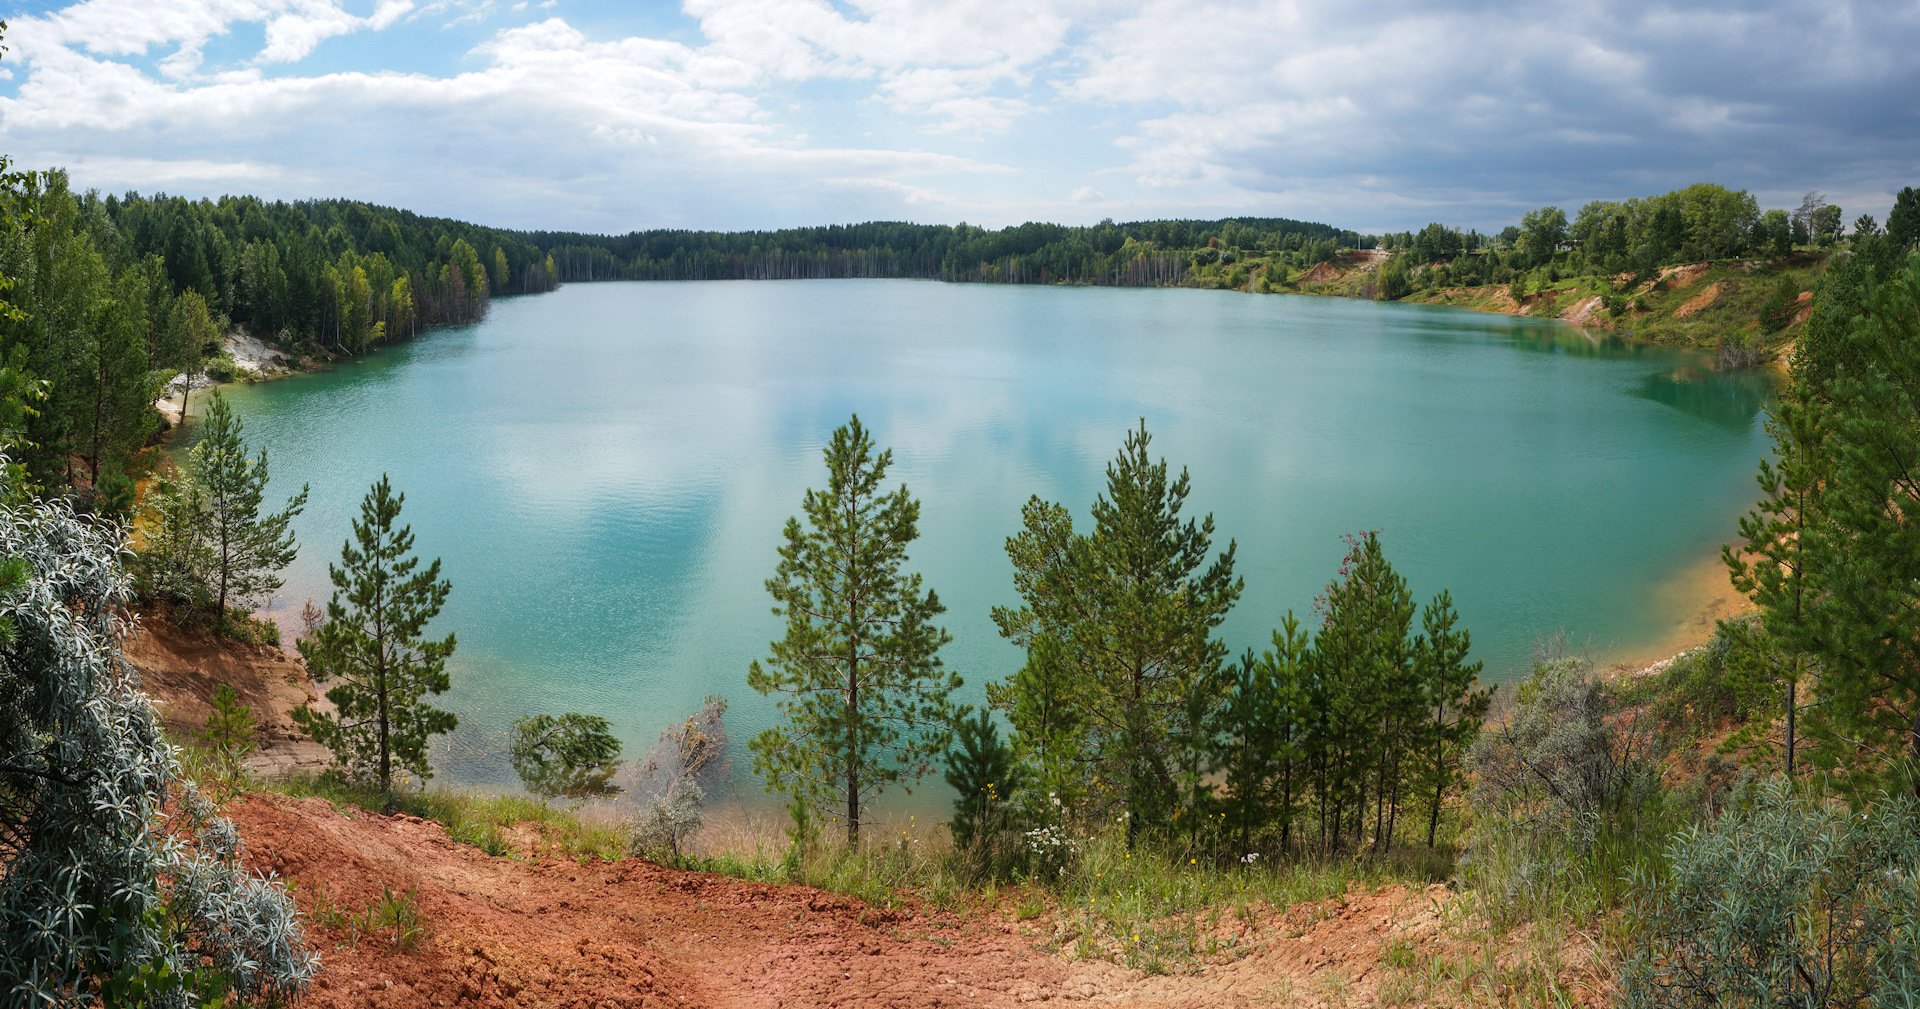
[214,280,1773,795]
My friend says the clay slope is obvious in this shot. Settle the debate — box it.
[231,794,1532,1009]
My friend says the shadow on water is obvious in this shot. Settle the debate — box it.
[1504,324,1666,361]
[1635,366,1778,433]
[1496,322,1777,432]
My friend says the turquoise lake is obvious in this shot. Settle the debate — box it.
[213,280,1775,797]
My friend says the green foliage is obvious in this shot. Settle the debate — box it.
[309,883,428,952]
[294,474,457,804]
[1621,782,1920,1009]
[1758,271,1804,332]
[1725,378,1826,778]
[274,772,627,860]
[1469,655,1658,849]
[1889,186,1920,251]
[943,707,1025,879]
[747,416,960,845]
[187,392,310,621]
[992,420,1240,846]
[510,712,622,799]
[199,682,260,782]
[1216,616,1309,855]
[1410,589,1490,848]
[1516,206,1568,268]
[135,471,214,612]
[1798,252,1920,797]
[0,474,314,1004]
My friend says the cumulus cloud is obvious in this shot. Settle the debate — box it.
[0,0,1914,231]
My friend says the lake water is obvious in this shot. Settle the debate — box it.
[214,280,1774,797]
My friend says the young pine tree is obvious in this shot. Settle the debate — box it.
[988,498,1089,816]
[747,416,960,846]
[193,392,308,621]
[1311,531,1415,852]
[293,475,456,806]
[1410,589,1489,848]
[1217,614,1311,856]
[943,707,1024,876]
[1724,382,1827,778]
[994,420,1241,846]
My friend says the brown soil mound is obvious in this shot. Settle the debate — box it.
[126,616,331,778]
[1672,282,1722,319]
[230,794,1586,1008]
[1657,263,1710,290]
[1561,295,1605,326]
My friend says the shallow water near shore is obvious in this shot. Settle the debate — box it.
[210,280,1774,802]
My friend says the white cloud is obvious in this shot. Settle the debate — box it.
[2,0,1917,232]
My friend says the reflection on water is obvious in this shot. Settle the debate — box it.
[1636,366,1778,433]
[217,281,1775,800]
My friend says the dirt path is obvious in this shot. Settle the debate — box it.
[230,794,1512,1009]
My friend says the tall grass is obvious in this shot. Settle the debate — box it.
[268,772,627,861]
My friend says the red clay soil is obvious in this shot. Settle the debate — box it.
[125,616,333,778]
[229,794,1587,1009]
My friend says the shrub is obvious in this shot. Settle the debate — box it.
[1462,654,1664,922]
[199,682,260,783]
[1469,655,1658,848]
[1621,782,1920,1009]
[630,779,705,863]
[943,707,1026,880]
[627,697,729,862]
[0,485,315,1005]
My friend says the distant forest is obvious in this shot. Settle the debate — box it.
[7,159,1912,512]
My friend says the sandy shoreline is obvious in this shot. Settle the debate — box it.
[1604,544,1753,674]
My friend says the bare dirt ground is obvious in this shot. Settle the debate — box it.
[230,793,1586,1009]
[126,616,332,778]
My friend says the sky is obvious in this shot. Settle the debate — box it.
[0,0,1916,235]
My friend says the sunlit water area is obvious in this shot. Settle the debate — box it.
[208,279,1775,801]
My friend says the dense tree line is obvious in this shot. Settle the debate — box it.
[1374,183,1920,305]
[526,217,1363,287]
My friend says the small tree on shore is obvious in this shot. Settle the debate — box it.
[194,392,308,621]
[294,475,456,806]
[748,416,960,846]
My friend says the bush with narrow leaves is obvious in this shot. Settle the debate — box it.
[0,484,316,1006]
[1621,781,1920,1009]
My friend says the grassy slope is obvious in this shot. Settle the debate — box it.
[1201,249,1830,352]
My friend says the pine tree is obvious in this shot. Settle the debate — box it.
[1311,532,1415,851]
[995,420,1240,845]
[293,475,456,805]
[1221,613,1312,855]
[1798,253,1920,797]
[747,416,960,845]
[193,392,308,620]
[1725,383,1827,777]
[988,497,1090,815]
[1410,589,1489,847]
[943,707,1023,873]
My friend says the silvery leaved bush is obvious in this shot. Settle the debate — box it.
[0,484,317,1006]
